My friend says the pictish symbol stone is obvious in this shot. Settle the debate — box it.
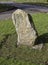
[12,9,37,47]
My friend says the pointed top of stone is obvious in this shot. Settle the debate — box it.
[12,9,28,18]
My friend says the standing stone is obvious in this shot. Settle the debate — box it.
[12,9,37,46]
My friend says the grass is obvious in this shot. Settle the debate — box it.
[0,13,48,65]
[0,0,48,3]
[32,13,48,35]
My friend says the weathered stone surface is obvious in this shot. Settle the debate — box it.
[32,44,43,50]
[12,9,37,46]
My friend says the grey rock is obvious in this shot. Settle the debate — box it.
[12,9,37,47]
[32,44,43,50]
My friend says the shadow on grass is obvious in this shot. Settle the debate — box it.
[0,4,18,12]
[28,14,48,45]
[0,34,11,49]
[28,14,38,36]
[0,32,17,49]
[35,33,48,45]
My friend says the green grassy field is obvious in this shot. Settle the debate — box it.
[0,0,48,3]
[0,13,48,65]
